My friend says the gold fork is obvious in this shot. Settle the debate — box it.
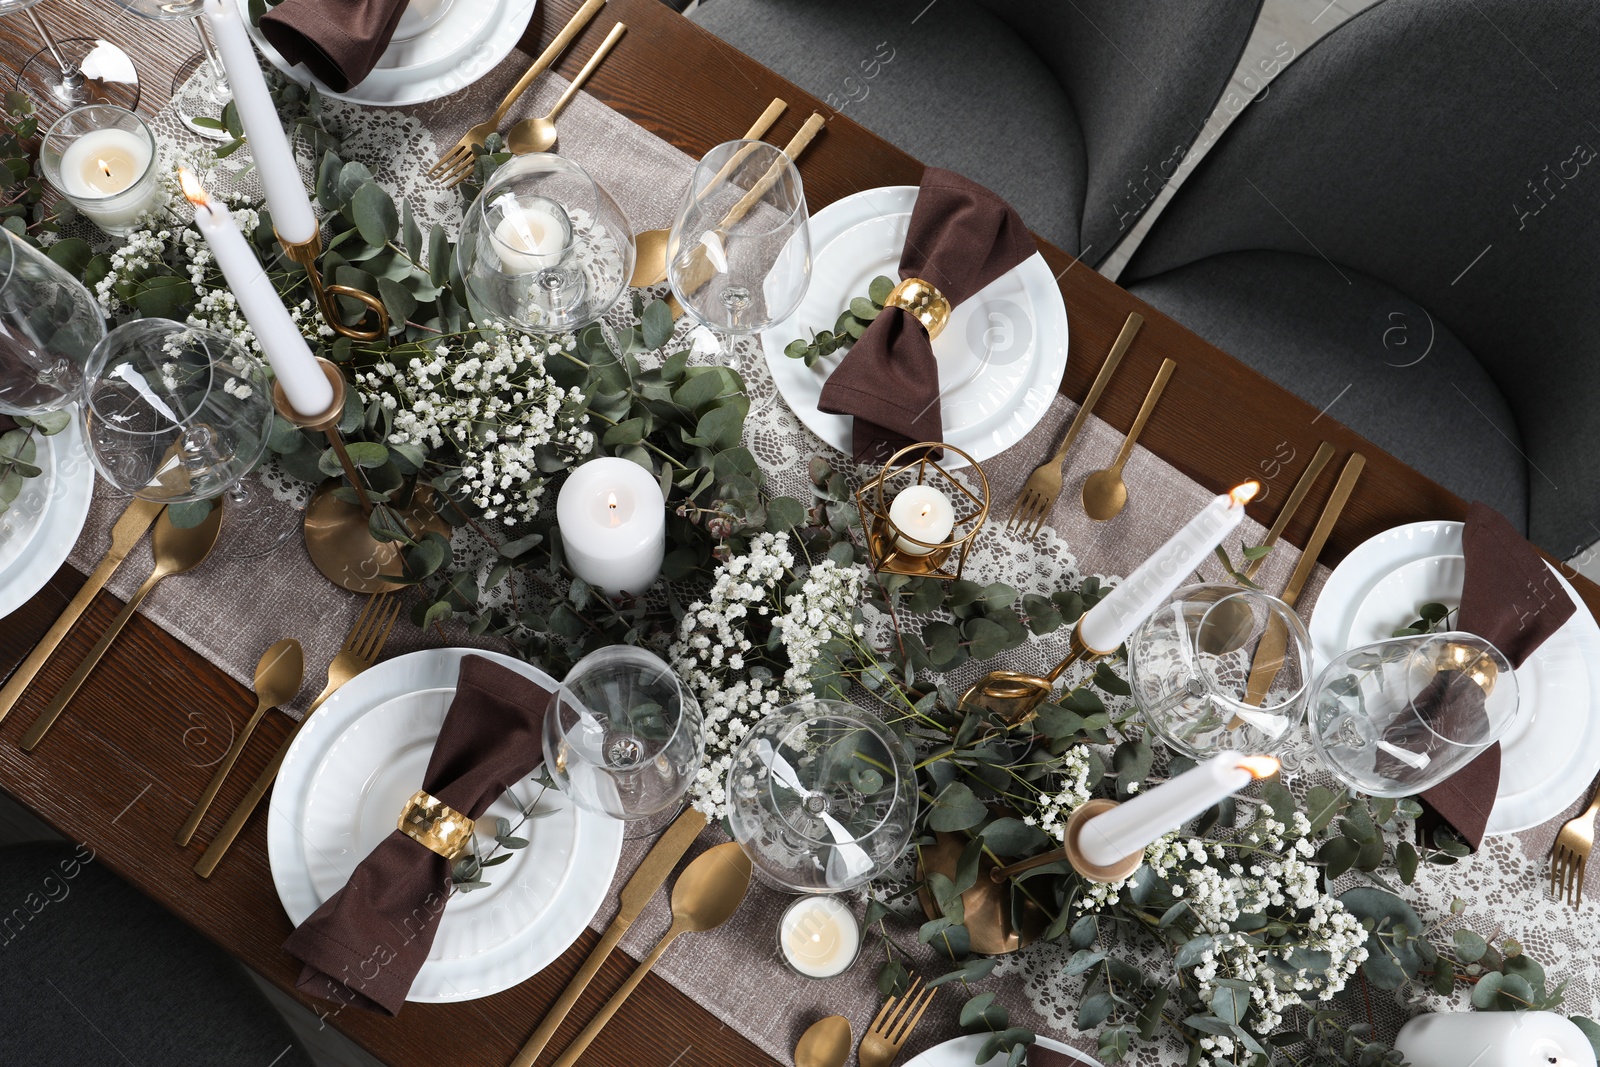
[193,593,403,877]
[1550,776,1600,906]
[858,977,937,1067]
[1006,311,1142,538]
[425,0,606,187]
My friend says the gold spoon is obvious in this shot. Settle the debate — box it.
[174,638,304,846]
[21,503,224,751]
[507,22,627,155]
[629,98,788,287]
[794,1016,852,1067]
[550,842,752,1067]
[1082,358,1176,521]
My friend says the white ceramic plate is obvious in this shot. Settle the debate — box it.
[760,186,1069,467]
[903,1035,1100,1067]
[239,0,538,108]
[1308,520,1600,835]
[0,414,94,619]
[269,647,623,1003]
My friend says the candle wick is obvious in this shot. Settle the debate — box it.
[98,159,113,179]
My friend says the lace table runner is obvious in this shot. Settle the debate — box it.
[51,51,1596,1067]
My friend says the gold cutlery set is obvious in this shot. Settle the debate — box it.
[790,977,938,1067]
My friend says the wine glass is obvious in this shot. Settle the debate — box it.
[543,646,703,839]
[0,229,104,416]
[726,700,917,894]
[115,0,231,140]
[666,140,811,372]
[1128,584,1314,759]
[458,153,634,336]
[2,0,139,120]
[1308,632,1519,797]
[80,318,292,557]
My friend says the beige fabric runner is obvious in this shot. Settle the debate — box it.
[44,50,1593,1067]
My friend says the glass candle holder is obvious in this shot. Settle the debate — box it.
[40,105,159,236]
[777,895,861,979]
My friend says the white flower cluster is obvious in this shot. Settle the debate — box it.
[670,532,864,817]
[1026,747,1095,844]
[355,329,593,524]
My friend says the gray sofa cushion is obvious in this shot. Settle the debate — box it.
[1127,250,1528,529]
[689,0,1086,253]
[0,842,312,1067]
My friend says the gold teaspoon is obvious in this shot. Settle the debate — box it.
[549,842,752,1067]
[794,1016,852,1067]
[507,22,626,155]
[1082,358,1176,521]
[21,503,224,752]
[175,639,304,846]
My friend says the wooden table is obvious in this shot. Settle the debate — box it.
[0,2,1594,1066]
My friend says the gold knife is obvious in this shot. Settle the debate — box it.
[509,807,709,1067]
[0,498,164,724]
[1242,441,1336,582]
[1243,452,1366,705]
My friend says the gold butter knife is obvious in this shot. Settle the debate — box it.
[509,806,708,1067]
[1243,452,1367,705]
[0,498,164,725]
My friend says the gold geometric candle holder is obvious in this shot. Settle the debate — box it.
[855,441,989,582]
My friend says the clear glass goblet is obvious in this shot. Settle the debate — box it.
[1308,632,1519,797]
[544,645,703,839]
[666,139,811,372]
[115,0,232,140]
[1129,583,1314,759]
[3,0,139,120]
[726,700,917,894]
[80,318,291,557]
[458,153,634,336]
[0,228,105,417]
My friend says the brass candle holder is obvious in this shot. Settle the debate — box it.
[275,227,390,342]
[856,441,989,581]
[959,617,1119,726]
[272,357,446,593]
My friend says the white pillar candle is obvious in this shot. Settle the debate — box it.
[779,895,861,979]
[1078,753,1279,868]
[556,458,666,598]
[202,0,318,245]
[888,483,955,555]
[1077,481,1259,653]
[1394,1011,1596,1067]
[180,169,333,418]
[55,127,157,230]
[490,194,572,272]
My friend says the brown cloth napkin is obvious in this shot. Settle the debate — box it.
[1030,1046,1084,1066]
[0,415,16,432]
[260,0,409,93]
[281,656,551,1015]
[816,168,1035,464]
[1415,502,1576,849]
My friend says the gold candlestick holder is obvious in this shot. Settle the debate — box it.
[856,441,989,581]
[272,357,446,593]
[959,618,1118,726]
[276,227,390,342]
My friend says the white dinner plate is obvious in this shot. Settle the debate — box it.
[269,647,623,1003]
[0,414,94,619]
[760,186,1069,467]
[1308,520,1600,835]
[903,1035,1100,1067]
[239,0,537,108]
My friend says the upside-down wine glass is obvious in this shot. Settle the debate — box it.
[0,228,104,417]
[543,646,704,840]
[116,0,231,139]
[666,139,811,373]
[80,317,294,558]
[3,0,138,120]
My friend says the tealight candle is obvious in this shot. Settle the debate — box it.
[778,896,861,979]
[1077,481,1260,653]
[490,194,573,272]
[1077,753,1279,868]
[40,106,159,235]
[556,458,666,598]
[888,484,955,555]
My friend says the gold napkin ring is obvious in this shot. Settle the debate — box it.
[885,277,952,339]
[398,789,475,860]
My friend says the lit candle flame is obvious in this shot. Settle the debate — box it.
[98,159,113,179]
[1228,481,1261,507]
[1236,755,1280,779]
[177,167,209,207]
[606,491,620,528]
